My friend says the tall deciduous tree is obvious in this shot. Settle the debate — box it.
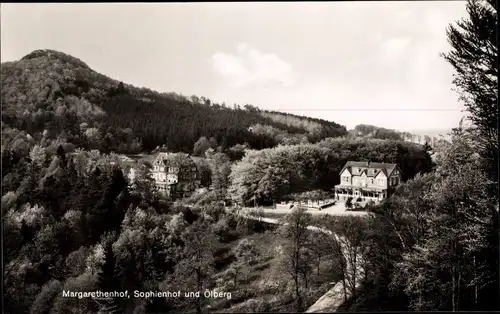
[392,127,498,311]
[131,162,157,203]
[193,136,210,156]
[172,218,217,314]
[442,0,498,309]
[207,152,231,202]
[279,207,312,311]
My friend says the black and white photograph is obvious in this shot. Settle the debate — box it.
[1,1,498,313]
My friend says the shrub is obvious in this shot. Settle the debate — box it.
[345,197,353,208]
[365,200,376,208]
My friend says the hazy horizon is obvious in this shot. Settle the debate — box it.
[1,2,468,132]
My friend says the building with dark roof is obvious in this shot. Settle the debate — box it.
[152,152,200,199]
[334,161,403,202]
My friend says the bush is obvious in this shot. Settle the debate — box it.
[214,268,237,292]
[347,204,366,212]
[365,200,376,208]
[213,217,232,242]
[345,197,353,208]
[356,197,362,202]
[204,203,225,221]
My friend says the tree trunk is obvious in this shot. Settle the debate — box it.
[295,275,302,311]
[457,265,461,311]
[335,242,348,302]
[418,269,422,311]
[336,257,348,302]
[317,256,321,276]
[452,263,456,312]
[196,269,202,314]
[295,247,302,312]
[234,267,239,290]
[301,268,309,289]
[352,250,357,299]
[473,256,477,307]
[363,257,368,283]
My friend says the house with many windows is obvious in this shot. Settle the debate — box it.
[334,161,403,202]
[152,152,201,199]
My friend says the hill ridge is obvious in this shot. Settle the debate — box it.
[1,49,348,154]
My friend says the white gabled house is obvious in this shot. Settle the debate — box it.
[334,161,403,202]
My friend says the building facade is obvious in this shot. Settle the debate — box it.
[334,161,403,202]
[152,152,201,199]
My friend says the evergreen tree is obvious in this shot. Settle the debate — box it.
[97,241,122,314]
[442,0,498,182]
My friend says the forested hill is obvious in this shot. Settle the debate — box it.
[1,49,347,154]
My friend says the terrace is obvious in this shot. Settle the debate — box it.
[334,185,387,201]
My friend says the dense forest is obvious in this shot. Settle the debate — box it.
[2,0,498,313]
[228,138,434,206]
[1,50,346,154]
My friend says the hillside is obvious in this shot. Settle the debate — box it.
[404,128,452,141]
[1,49,347,154]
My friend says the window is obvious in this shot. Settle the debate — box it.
[370,178,374,184]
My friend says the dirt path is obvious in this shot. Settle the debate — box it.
[235,211,366,313]
[305,259,364,313]
[240,205,370,217]
[305,282,347,313]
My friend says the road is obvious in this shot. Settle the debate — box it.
[183,202,367,312]
[236,204,371,217]
[234,210,366,313]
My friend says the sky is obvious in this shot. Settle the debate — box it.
[1,2,469,131]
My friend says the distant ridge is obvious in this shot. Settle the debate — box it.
[1,49,348,154]
[405,128,453,139]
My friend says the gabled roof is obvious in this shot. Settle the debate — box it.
[153,152,197,169]
[340,167,351,175]
[340,161,401,178]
